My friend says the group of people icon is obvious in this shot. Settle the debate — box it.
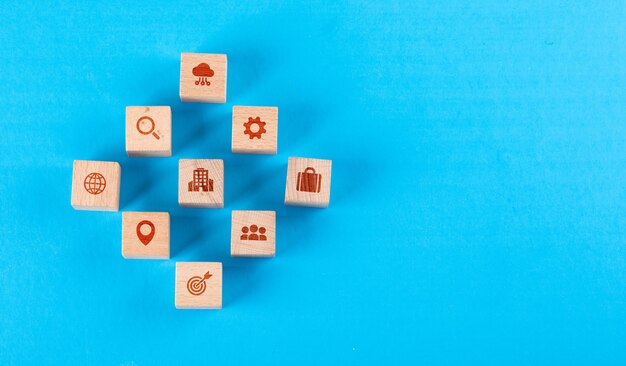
[241,225,267,241]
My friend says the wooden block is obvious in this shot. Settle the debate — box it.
[125,106,172,157]
[232,106,278,154]
[175,262,222,309]
[284,157,332,208]
[179,53,227,103]
[178,159,224,208]
[122,212,170,259]
[231,210,276,257]
[71,160,121,211]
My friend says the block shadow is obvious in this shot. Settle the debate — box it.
[224,156,285,208]
[274,205,325,256]
[223,260,273,308]
[170,210,228,260]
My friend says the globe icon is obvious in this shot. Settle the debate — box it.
[83,172,107,195]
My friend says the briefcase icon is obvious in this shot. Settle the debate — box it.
[296,167,321,193]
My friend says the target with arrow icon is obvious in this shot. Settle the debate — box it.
[186,271,212,296]
[175,262,222,309]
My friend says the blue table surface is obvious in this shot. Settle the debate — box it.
[1,1,626,364]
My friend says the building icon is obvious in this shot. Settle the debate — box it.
[188,168,213,192]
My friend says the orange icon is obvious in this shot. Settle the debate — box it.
[84,172,106,195]
[136,116,160,140]
[188,168,213,192]
[243,117,266,139]
[136,220,155,245]
[296,167,321,193]
[193,63,214,86]
[241,225,267,241]
[187,271,212,296]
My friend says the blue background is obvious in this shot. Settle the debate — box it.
[1,1,625,364]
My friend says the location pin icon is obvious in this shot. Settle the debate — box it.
[136,220,155,245]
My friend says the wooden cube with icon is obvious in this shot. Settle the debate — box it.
[232,106,278,154]
[231,210,276,257]
[175,262,222,309]
[178,159,224,208]
[122,212,170,259]
[179,53,227,103]
[71,160,121,211]
[284,157,332,208]
[125,106,172,157]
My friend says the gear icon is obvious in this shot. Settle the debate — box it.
[243,116,267,139]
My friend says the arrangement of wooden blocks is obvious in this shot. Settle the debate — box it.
[71,51,332,310]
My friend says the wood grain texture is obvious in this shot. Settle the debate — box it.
[284,157,332,208]
[179,53,227,103]
[175,262,222,309]
[232,106,278,154]
[122,212,170,259]
[125,106,172,157]
[71,160,120,211]
[178,159,224,208]
[231,210,276,257]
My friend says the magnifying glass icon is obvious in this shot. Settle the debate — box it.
[136,116,160,140]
